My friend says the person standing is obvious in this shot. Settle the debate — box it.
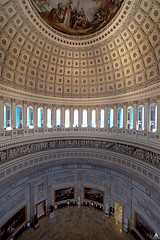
[64,0,72,27]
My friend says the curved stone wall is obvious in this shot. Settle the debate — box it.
[0,157,160,238]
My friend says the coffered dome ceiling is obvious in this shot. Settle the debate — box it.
[0,0,160,99]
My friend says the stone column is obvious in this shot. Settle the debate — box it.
[105,174,111,208]
[47,184,52,209]
[123,103,127,129]
[125,181,132,229]
[61,106,65,127]
[114,104,117,128]
[29,183,35,221]
[11,98,16,129]
[144,98,149,131]
[79,107,82,127]
[23,101,27,129]
[33,103,38,128]
[53,106,56,127]
[87,107,91,127]
[0,97,4,130]
[76,173,81,207]
[105,106,108,128]
[96,107,99,128]
[133,101,138,130]
[70,107,74,127]
[157,96,160,132]
[43,104,47,128]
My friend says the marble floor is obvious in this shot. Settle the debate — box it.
[19,206,137,240]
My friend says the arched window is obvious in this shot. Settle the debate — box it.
[117,108,123,129]
[149,103,157,132]
[16,105,23,128]
[82,109,87,127]
[127,106,133,129]
[65,109,70,128]
[99,109,104,128]
[138,105,145,131]
[47,108,53,128]
[3,103,11,129]
[56,109,61,127]
[37,107,43,128]
[27,106,34,128]
[91,109,96,128]
[108,108,114,128]
[74,109,79,127]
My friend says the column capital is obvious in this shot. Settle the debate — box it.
[144,98,150,103]
[114,103,118,108]
[138,100,143,106]
[33,102,38,106]
[122,102,127,106]
[133,100,138,105]
[11,98,17,103]
[156,95,160,100]
[99,105,105,110]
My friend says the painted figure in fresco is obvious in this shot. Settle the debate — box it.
[73,13,88,29]
[102,0,111,10]
[64,0,72,27]
[57,2,65,22]
[91,8,105,27]
[48,7,57,21]
[71,7,77,27]
[36,0,50,11]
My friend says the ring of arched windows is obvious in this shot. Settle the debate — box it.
[117,107,123,129]
[108,108,114,128]
[127,106,133,130]
[16,105,23,129]
[149,103,157,132]
[82,109,87,127]
[56,108,62,127]
[138,105,145,131]
[37,107,44,128]
[73,109,79,127]
[3,103,11,129]
[47,108,53,128]
[27,106,34,128]
[91,109,96,128]
[65,109,70,128]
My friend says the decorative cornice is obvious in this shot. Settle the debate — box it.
[0,83,160,106]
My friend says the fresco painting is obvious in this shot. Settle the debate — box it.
[31,0,124,36]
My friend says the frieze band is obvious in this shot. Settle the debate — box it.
[0,139,160,167]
